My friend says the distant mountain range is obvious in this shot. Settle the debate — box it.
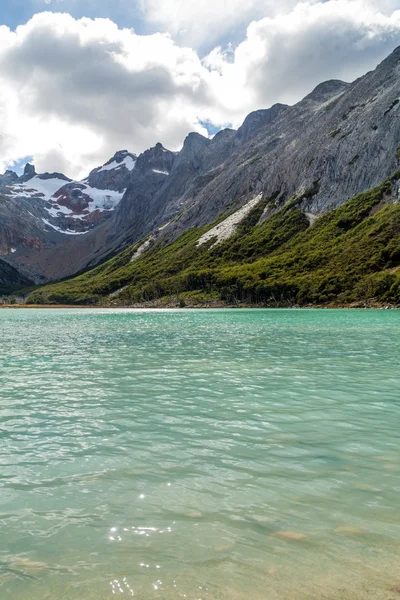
[1,46,400,304]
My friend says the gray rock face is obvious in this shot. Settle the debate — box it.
[152,45,400,241]
[174,132,210,168]
[237,104,289,142]
[303,80,350,103]
[20,163,36,182]
[135,142,175,174]
[76,45,400,271]
[0,257,33,293]
[1,45,400,290]
[0,170,18,186]
[110,144,176,245]
[38,172,71,182]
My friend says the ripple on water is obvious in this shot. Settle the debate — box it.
[1,308,400,599]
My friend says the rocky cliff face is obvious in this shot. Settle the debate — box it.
[103,47,400,256]
[0,258,33,293]
[1,45,400,290]
[87,150,137,191]
[157,49,398,246]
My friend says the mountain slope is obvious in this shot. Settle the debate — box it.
[59,44,400,273]
[0,258,34,294]
[2,46,400,293]
[108,46,400,256]
[27,172,400,307]
[0,151,137,283]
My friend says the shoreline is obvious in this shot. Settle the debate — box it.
[0,301,398,310]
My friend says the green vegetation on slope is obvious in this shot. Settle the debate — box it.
[28,174,400,306]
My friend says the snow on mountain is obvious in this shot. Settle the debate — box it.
[152,169,170,175]
[48,183,125,221]
[34,176,71,199]
[97,154,136,173]
[0,151,138,266]
[41,218,92,235]
[0,151,137,238]
[86,150,137,191]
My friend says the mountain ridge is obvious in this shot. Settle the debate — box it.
[1,45,400,294]
[26,172,400,307]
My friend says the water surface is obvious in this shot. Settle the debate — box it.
[1,308,400,599]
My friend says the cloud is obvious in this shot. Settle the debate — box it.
[210,0,400,109]
[0,13,215,177]
[0,3,399,178]
[141,0,398,51]
[140,0,279,51]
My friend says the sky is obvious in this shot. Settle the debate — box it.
[0,0,399,178]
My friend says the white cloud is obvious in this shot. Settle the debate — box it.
[0,3,399,178]
[141,0,398,50]
[0,13,215,177]
[211,0,400,111]
[140,0,278,50]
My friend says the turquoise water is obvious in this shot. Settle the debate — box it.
[1,308,400,600]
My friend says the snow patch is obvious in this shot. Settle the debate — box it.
[46,203,74,218]
[197,194,263,248]
[123,155,136,170]
[81,185,125,211]
[130,236,154,262]
[10,176,68,201]
[5,171,126,235]
[99,159,122,172]
[29,176,68,198]
[99,155,136,172]
[109,285,129,298]
[11,248,17,253]
[41,218,90,235]
[45,185,125,219]
[152,169,169,176]
[305,212,318,225]
[158,221,171,231]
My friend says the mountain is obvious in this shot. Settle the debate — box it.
[27,173,400,307]
[1,46,400,298]
[103,47,400,257]
[0,150,136,287]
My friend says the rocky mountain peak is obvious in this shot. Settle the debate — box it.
[183,132,209,150]
[377,44,400,71]
[211,128,236,144]
[38,172,71,182]
[177,132,210,166]
[19,163,36,183]
[0,169,18,186]
[304,80,349,103]
[237,104,289,141]
[168,133,211,177]
[135,143,175,175]
[104,149,137,167]
[24,163,36,176]
[87,150,137,191]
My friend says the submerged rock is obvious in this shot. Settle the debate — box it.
[10,558,48,570]
[335,526,364,536]
[274,531,306,541]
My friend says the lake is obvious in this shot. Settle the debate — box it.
[1,308,400,599]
